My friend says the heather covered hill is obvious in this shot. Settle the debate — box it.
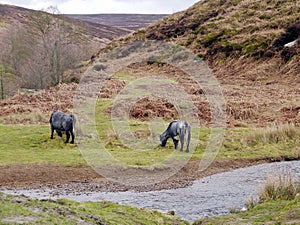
[0,4,167,44]
[104,0,299,127]
[111,0,299,79]
[141,0,299,55]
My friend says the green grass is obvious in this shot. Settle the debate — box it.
[216,125,300,160]
[0,125,85,167]
[0,101,299,168]
[0,193,188,225]
[93,99,300,168]
[94,99,191,167]
[128,0,300,60]
[115,71,136,82]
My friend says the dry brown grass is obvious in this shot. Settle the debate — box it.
[0,83,77,118]
[0,110,48,124]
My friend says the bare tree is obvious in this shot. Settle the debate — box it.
[25,6,85,88]
[0,65,5,100]
[0,23,29,98]
[1,23,31,74]
[0,64,20,99]
[0,5,98,96]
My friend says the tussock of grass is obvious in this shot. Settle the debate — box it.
[194,172,300,225]
[259,169,300,202]
[194,196,300,224]
[245,169,300,210]
[246,123,299,145]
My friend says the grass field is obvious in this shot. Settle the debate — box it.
[93,98,300,167]
[0,104,299,168]
[0,125,84,167]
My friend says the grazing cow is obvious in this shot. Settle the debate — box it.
[49,110,76,144]
[160,120,191,152]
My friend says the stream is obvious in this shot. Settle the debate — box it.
[2,160,300,222]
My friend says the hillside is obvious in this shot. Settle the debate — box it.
[0,4,167,99]
[143,0,299,55]
[0,4,129,41]
[102,0,300,127]
[0,4,167,44]
[0,0,299,127]
[115,0,299,72]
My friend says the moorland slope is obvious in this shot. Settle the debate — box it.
[97,0,300,127]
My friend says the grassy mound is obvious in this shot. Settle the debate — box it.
[0,193,188,225]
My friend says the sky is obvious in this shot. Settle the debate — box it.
[0,0,200,14]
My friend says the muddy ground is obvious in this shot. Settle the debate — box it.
[0,157,292,193]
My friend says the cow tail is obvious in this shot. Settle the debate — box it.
[185,122,191,143]
[187,124,191,142]
[71,114,76,134]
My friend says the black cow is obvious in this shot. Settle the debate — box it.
[49,110,76,144]
[160,120,191,152]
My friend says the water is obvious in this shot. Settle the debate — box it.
[2,161,300,222]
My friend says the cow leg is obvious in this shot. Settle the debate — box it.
[65,131,70,143]
[186,141,190,152]
[50,126,54,139]
[70,130,75,144]
[56,130,63,137]
[186,128,191,153]
[179,134,184,152]
[172,138,179,150]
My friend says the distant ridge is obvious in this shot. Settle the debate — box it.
[0,4,124,40]
[67,14,169,31]
[0,4,167,40]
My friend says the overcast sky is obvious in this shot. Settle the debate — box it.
[1,0,200,14]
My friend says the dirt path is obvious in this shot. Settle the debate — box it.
[0,157,290,193]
